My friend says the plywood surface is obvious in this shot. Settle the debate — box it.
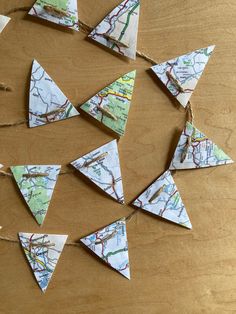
[0,1,236,313]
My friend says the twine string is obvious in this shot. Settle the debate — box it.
[187,101,194,124]
[0,6,192,235]
[0,169,76,177]
[4,6,30,16]
[0,209,139,245]
[0,119,27,128]
[1,5,189,129]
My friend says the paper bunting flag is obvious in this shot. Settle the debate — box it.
[169,122,234,170]
[29,60,79,128]
[133,170,192,229]
[71,140,124,204]
[28,0,79,31]
[0,15,11,33]
[80,70,136,136]
[81,218,130,279]
[88,0,140,60]
[19,232,68,292]
[11,165,61,225]
[151,45,215,108]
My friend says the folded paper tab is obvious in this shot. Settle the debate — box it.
[151,45,215,108]
[88,0,140,59]
[19,233,68,292]
[80,70,136,136]
[133,170,192,229]
[71,140,124,204]
[80,219,130,279]
[11,165,61,225]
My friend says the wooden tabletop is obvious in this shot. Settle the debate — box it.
[0,1,236,313]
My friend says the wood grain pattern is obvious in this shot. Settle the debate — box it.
[0,1,236,313]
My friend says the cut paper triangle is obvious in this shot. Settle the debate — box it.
[88,0,140,60]
[29,59,79,128]
[0,15,11,33]
[11,165,61,225]
[28,0,79,31]
[169,122,234,170]
[19,232,68,292]
[80,218,130,279]
[151,45,215,108]
[80,70,136,136]
[71,140,124,204]
[133,170,192,229]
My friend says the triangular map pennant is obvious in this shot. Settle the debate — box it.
[29,59,79,128]
[0,15,11,33]
[71,140,124,204]
[169,122,234,170]
[28,0,79,31]
[80,218,130,279]
[151,45,215,108]
[133,170,192,229]
[88,0,140,60]
[19,232,68,292]
[80,70,136,136]
[11,165,61,225]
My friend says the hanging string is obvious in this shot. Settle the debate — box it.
[4,6,31,16]
[187,101,195,124]
[4,6,159,64]
[125,209,139,222]
[0,208,139,246]
[0,168,75,177]
[0,235,81,246]
[0,119,27,128]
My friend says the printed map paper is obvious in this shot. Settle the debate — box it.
[28,0,79,31]
[81,218,130,279]
[169,122,234,170]
[29,59,79,128]
[19,232,68,292]
[88,0,140,59]
[151,45,215,108]
[71,140,124,204]
[11,165,61,225]
[133,170,192,229]
[80,70,136,136]
[0,15,11,33]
